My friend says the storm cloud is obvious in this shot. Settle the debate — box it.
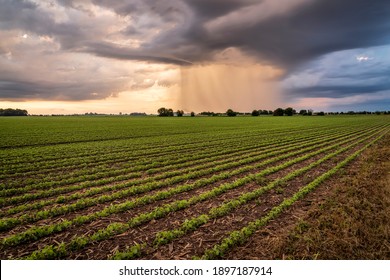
[80,0,390,68]
[0,0,389,108]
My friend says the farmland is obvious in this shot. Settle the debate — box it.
[0,115,388,260]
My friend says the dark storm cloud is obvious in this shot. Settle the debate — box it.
[252,0,390,68]
[81,0,390,73]
[1,0,390,103]
[94,0,389,65]
[183,0,257,19]
[282,43,390,100]
[0,0,87,49]
[188,0,390,69]
[2,0,390,68]
[0,78,121,101]
[289,83,390,98]
[84,42,193,65]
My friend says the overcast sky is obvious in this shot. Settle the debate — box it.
[0,0,389,114]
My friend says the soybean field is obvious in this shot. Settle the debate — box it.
[0,115,388,259]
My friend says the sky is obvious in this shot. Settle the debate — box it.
[0,0,389,114]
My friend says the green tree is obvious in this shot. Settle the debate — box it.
[226,109,237,117]
[273,108,284,116]
[260,110,269,115]
[157,107,174,116]
[0,108,28,116]
[176,110,184,117]
[299,109,308,115]
[284,107,295,116]
[157,107,168,116]
[251,110,260,116]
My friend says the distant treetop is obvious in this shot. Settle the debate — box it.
[0,108,28,116]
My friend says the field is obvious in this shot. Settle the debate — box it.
[0,115,389,260]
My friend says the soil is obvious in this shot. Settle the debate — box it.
[0,130,388,260]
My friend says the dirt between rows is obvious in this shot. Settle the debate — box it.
[69,139,367,259]
[1,131,281,187]
[2,125,348,198]
[0,132,380,259]
[0,138,333,242]
[1,138,289,215]
[138,148,354,260]
[224,134,390,260]
[0,140,339,259]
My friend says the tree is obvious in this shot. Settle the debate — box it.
[157,107,174,116]
[251,110,260,116]
[226,109,237,117]
[190,112,195,117]
[157,107,167,116]
[299,109,308,115]
[260,110,269,115]
[0,108,28,116]
[176,110,184,117]
[273,108,284,116]
[284,107,295,116]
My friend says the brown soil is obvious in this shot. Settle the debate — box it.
[224,134,390,259]
[0,130,387,260]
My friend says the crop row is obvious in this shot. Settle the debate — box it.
[0,138,270,193]
[0,124,363,208]
[199,132,386,259]
[0,124,374,231]
[0,127,346,216]
[112,127,388,260]
[4,125,381,255]
[1,132,256,176]
[22,127,387,260]
[1,124,324,166]
[109,127,387,259]
[0,130,356,246]
[2,123,329,169]
[0,124,347,182]
[0,124,339,193]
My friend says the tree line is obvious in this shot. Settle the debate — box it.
[158,107,390,117]
[157,107,195,117]
[0,108,28,116]
[157,107,303,117]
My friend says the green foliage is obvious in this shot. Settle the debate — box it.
[273,108,284,116]
[251,110,260,116]
[200,132,386,259]
[284,107,295,116]
[226,109,237,117]
[111,243,144,260]
[0,108,28,116]
[299,109,308,115]
[0,116,388,260]
[157,107,174,116]
[27,243,67,260]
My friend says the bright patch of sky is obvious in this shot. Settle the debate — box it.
[283,45,390,97]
